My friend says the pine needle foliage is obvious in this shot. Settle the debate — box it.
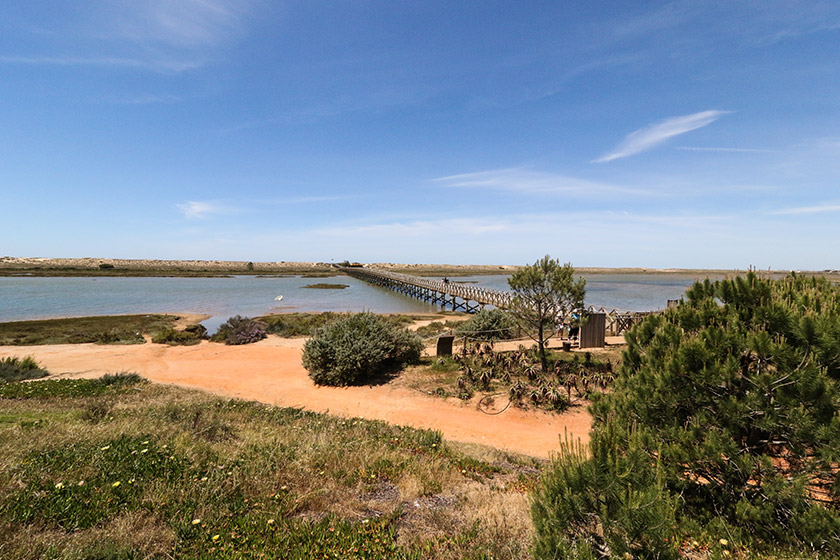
[532,425,680,559]
[585,272,840,552]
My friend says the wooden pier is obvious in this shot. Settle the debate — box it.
[341,266,657,334]
[340,267,511,313]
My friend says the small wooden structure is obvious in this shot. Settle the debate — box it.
[579,313,606,348]
[436,335,455,356]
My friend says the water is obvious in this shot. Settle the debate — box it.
[0,272,717,331]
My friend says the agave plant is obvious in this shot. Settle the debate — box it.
[525,364,541,381]
[509,381,527,402]
[478,368,493,390]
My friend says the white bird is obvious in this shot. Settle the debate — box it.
[274,295,284,301]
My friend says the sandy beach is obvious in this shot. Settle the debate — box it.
[0,335,592,459]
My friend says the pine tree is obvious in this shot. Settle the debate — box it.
[508,256,585,373]
[590,272,840,549]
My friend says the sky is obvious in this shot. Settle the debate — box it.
[1,1,839,269]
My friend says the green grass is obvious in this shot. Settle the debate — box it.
[0,373,145,399]
[0,356,49,383]
[260,312,351,337]
[0,375,538,560]
[303,283,350,289]
[0,315,180,346]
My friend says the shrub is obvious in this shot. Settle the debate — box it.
[211,315,267,345]
[302,313,423,386]
[152,324,207,345]
[0,356,49,383]
[454,309,517,341]
[537,272,840,556]
[262,312,347,337]
[532,425,679,560]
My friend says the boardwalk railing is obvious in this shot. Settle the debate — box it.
[341,266,657,334]
[340,267,511,313]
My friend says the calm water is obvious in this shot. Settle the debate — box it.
[0,273,716,331]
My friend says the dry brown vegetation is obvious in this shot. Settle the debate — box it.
[0,375,540,559]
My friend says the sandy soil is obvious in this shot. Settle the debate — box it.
[0,337,591,459]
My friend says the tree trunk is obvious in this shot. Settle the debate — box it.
[538,322,548,374]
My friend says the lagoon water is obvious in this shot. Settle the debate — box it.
[0,273,718,332]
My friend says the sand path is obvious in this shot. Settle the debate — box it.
[0,337,590,458]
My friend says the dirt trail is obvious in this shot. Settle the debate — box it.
[0,338,591,458]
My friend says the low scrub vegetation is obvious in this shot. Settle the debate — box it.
[303,313,423,386]
[210,316,267,345]
[0,356,49,383]
[449,344,613,412]
[454,308,518,341]
[0,374,538,559]
[414,319,465,338]
[0,314,179,346]
[533,273,840,559]
[260,312,349,337]
[151,324,207,346]
[303,283,349,289]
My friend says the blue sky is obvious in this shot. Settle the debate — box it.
[2,1,839,269]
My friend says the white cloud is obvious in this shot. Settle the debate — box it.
[177,200,237,219]
[676,146,777,154]
[770,203,840,216]
[104,0,246,48]
[0,55,199,73]
[433,167,652,196]
[594,110,731,163]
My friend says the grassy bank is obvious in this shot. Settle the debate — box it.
[0,374,538,559]
[0,315,181,346]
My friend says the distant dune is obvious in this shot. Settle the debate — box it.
[1,257,834,279]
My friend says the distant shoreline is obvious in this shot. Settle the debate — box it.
[1,256,836,279]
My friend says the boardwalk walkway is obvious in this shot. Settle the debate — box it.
[340,266,510,312]
[341,266,657,335]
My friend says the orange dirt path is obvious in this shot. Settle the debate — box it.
[0,338,590,459]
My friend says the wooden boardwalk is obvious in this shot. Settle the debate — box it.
[341,266,657,334]
[340,267,511,312]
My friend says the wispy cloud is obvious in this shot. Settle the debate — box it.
[594,110,731,163]
[102,0,247,48]
[676,146,777,154]
[770,203,840,216]
[3,1,253,74]
[433,167,652,196]
[177,200,238,219]
[0,55,199,73]
[111,93,182,105]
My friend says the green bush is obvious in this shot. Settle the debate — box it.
[454,309,517,341]
[535,272,840,556]
[0,356,49,383]
[532,425,679,560]
[262,312,348,337]
[211,316,267,345]
[302,313,423,386]
[152,324,207,345]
